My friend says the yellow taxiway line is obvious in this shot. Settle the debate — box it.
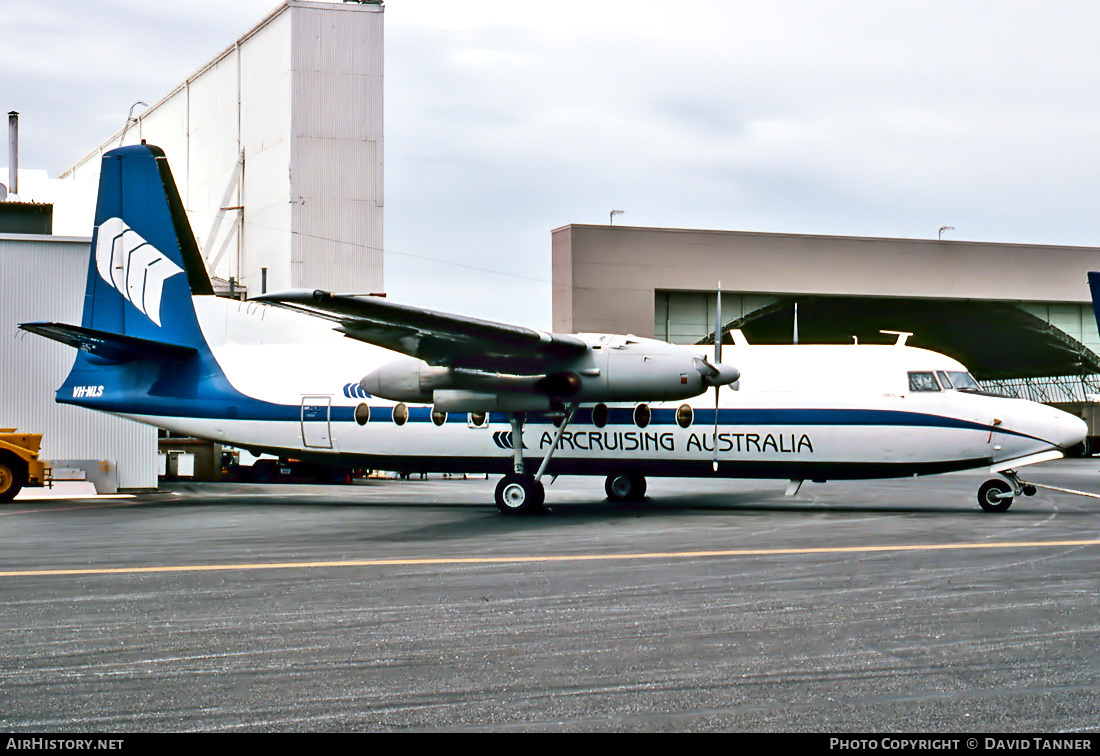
[2,538,1099,579]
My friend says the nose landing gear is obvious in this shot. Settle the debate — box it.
[978,470,1037,512]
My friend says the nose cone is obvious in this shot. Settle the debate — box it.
[359,370,381,396]
[1057,412,1088,450]
[695,356,740,388]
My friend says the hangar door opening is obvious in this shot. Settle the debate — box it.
[654,291,779,345]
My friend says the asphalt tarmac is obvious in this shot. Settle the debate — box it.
[3,461,1100,733]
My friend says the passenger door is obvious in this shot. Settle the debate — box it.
[301,395,332,449]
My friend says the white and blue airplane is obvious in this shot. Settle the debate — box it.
[20,144,1088,513]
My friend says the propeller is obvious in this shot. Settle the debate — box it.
[713,283,723,471]
[692,283,739,471]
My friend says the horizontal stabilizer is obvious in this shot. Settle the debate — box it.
[19,322,196,363]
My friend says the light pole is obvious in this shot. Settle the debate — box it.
[938,225,955,240]
[610,209,624,226]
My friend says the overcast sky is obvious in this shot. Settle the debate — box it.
[6,0,1100,329]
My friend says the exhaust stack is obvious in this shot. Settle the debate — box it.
[8,111,18,197]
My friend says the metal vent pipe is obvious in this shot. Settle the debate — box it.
[7,111,18,196]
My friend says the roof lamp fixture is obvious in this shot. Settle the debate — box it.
[610,209,624,226]
[938,225,955,240]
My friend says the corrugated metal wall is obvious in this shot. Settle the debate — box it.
[654,291,780,344]
[0,236,157,489]
[291,2,384,293]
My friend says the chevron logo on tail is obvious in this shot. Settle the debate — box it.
[95,216,184,327]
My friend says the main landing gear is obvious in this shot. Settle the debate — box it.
[495,405,577,515]
[494,473,545,514]
[977,470,1037,513]
[604,473,647,503]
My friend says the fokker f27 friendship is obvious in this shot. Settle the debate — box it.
[21,144,1088,513]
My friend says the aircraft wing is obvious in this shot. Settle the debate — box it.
[255,290,589,373]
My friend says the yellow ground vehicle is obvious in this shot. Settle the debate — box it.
[0,429,51,502]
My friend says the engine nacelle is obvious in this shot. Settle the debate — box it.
[432,390,552,413]
[585,336,739,402]
[359,336,740,409]
[359,357,441,403]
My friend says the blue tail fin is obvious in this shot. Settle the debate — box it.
[23,144,212,356]
[79,143,213,347]
[21,145,222,413]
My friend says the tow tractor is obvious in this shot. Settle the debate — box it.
[0,429,52,503]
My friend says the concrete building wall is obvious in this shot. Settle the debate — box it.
[0,235,157,490]
[553,224,1100,338]
[62,1,383,298]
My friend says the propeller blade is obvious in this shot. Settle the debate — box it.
[713,282,722,472]
[712,383,720,472]
[695,355,719,378]
[715,282,722,366]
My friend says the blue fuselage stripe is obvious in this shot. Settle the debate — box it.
[63,393,1033,441]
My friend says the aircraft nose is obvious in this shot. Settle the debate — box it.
[1056,412,1088,450]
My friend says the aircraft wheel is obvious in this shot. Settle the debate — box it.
[978,479,1013,513]
[0,455,25,503]
[605,473,647,502]
[495,474,544,514]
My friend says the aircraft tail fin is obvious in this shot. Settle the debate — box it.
[21,143,213,355]
[20,144,220,413]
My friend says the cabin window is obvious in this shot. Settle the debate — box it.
[468,412,488,428]
[431,409,447,426]
[936,371,953,388]
[908,372,941,392]
[392,403,408,426]
[354,403,370,426]
[592,403,609,428]
[634,403,651,428]
[676,404,694,429]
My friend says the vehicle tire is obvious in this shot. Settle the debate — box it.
[315,466,352,485]
[978,479,1013,513]
[251,459,278,483]
[0,455,25,503]
[495,474,544,514]
[605,473,647,502]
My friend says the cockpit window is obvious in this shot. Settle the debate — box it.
[908,372,941,392]
[945,371,981,391]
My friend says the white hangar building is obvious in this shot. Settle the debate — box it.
[63,0,385,299]
[1,1,385,490]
